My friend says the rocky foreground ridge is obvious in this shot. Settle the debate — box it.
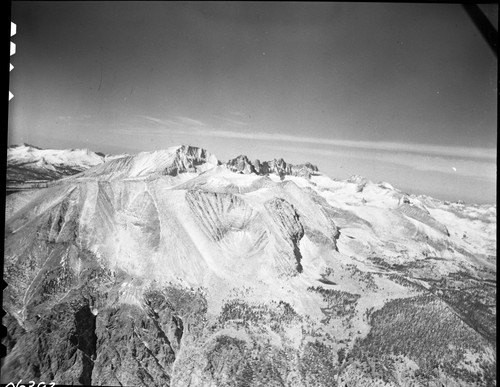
[2,145,497,386]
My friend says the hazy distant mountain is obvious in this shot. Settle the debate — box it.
[2,145,496,386]
[6,144,107,183]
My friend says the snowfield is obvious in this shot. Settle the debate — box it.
[3,144,496,386]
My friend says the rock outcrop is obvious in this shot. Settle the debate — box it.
[68,145,219,181]
[225,155,319,179]
[225,155,256,175]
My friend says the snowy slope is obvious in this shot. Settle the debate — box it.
[7,144,106,183]
[65,145,219,182]
[2,145,496,387]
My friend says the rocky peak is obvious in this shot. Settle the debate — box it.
[167,145,220,175]
[226,155,256,174]
[177,145,218,163]
[60,145,219,181]
[224,155,319,179]
[347,175,369,192]
[347,175,368,184]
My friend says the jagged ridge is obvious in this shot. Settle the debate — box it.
[225,155,319,179]
[66,145,219,181]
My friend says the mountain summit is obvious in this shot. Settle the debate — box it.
[2,144,496,386]
[66,145,220,181]
[226,155,319,179]
[7,144,320,183]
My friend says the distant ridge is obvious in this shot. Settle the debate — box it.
[7,143,324,184]
[8,143,42,150]
[6,144,105,185]
[225,154,319,179]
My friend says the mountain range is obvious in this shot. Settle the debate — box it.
[2,144,496,386]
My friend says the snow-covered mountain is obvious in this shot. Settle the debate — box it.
[2,145,496,386]
[6,144,108,185]
[65,145,220,182]
[225,154,319,179]
[6,144,319,186]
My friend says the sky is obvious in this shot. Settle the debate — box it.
[8,2,497,203]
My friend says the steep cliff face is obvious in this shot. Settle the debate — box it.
[225,155,256,175]
[67,145,219,181]
[225,155,319,179]
[2,146,496,387]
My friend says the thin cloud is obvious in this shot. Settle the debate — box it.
[228,111,247,118]
[176,116,206,126]
[221,117,249,126]
[264,144,496,181]
[204,129,495,161]
[139,115,164,124]
[56,114,92,123]
[131,115,496,161]
[137,115,204,128]
[212,114,249,127]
